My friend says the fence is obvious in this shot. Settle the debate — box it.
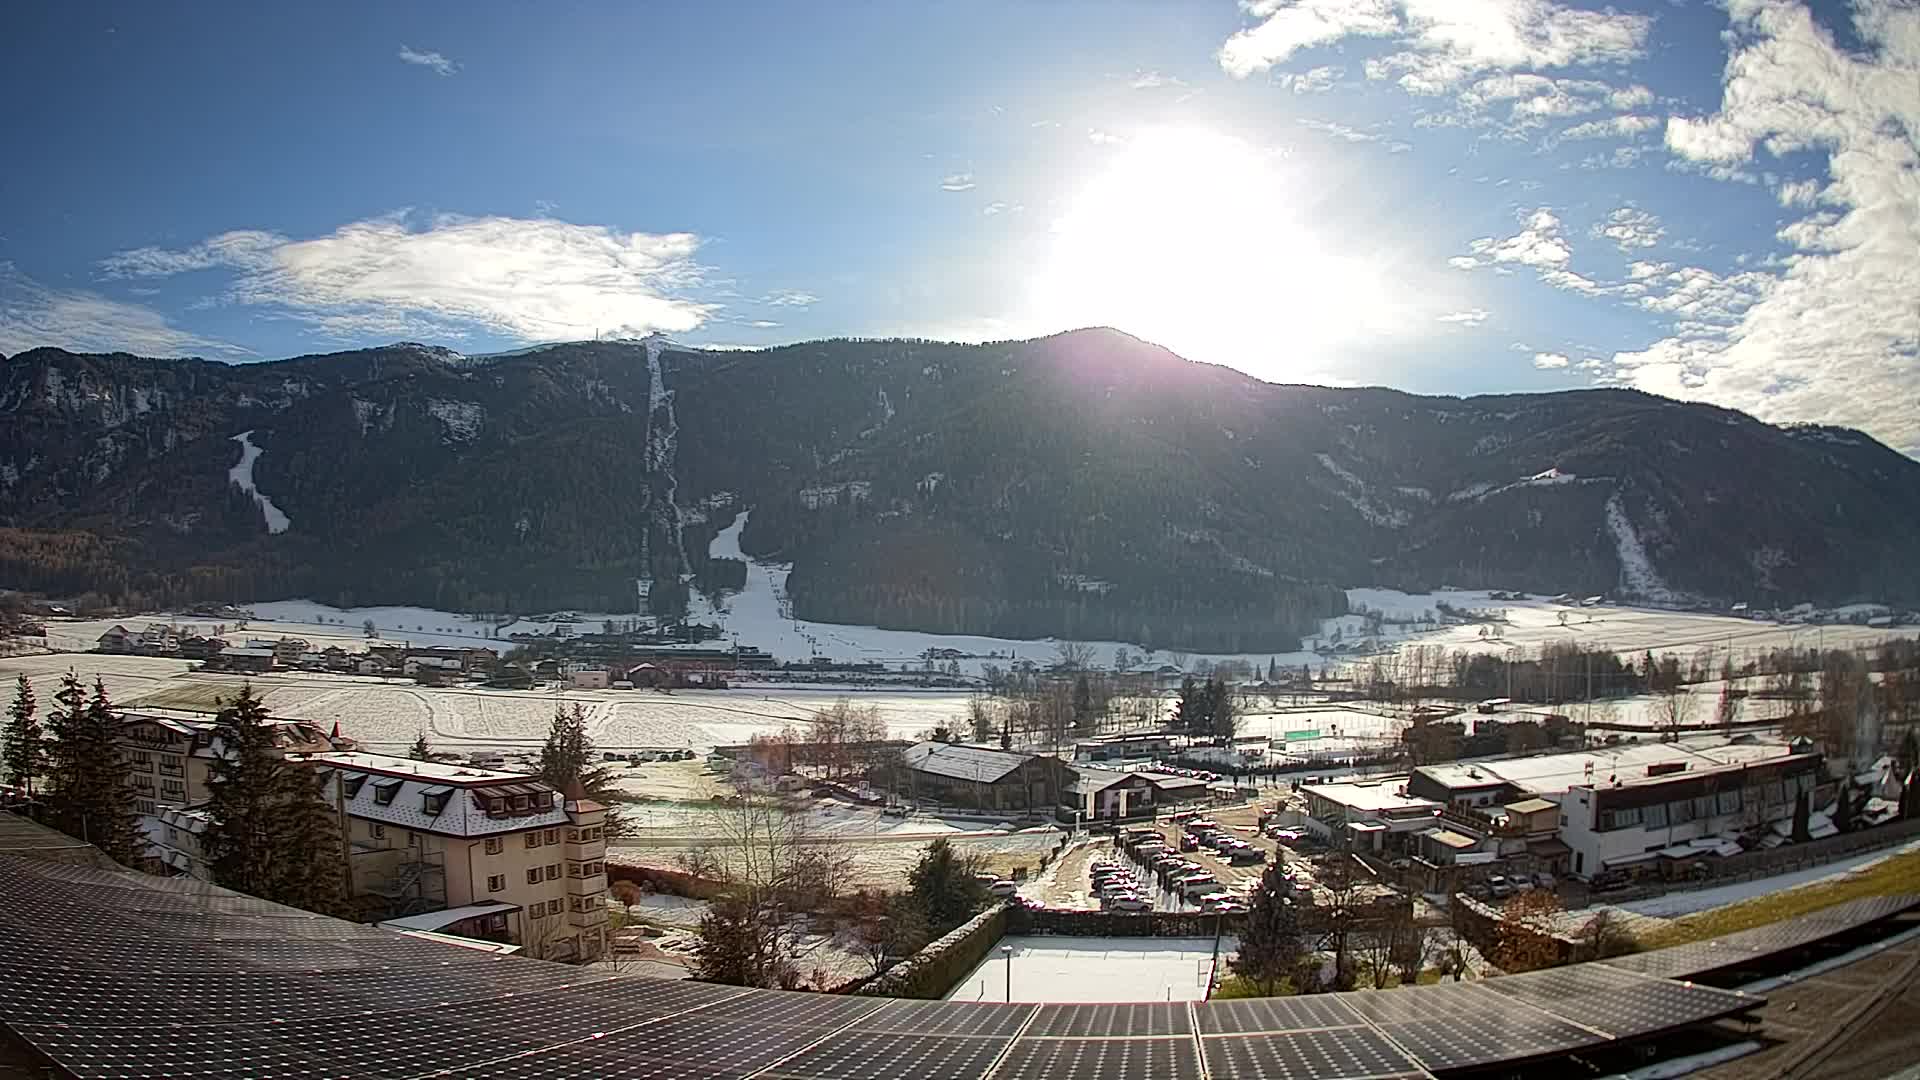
[1008,907,1247,938]
[1586,815,1920,907]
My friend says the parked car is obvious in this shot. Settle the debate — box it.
[986,880,1019,898]
[1106,894,1151,912]
[1228,847,1267,865]
[1486,874,1515,899]
[1178,877,1222,899]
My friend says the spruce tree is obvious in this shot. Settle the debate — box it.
[1232,861,1305,995]
[270,765,352,917]
[43,672,142,862]
[2,674,41,796]
[538,703,622,832]
[408,732,432,761]
[201,686,285,897]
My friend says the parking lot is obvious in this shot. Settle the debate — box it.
[1083,810,1296,913]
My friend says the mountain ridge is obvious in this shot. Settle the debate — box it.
[4,329,1917,651]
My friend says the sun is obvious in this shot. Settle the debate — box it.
[1032,127,1392,379]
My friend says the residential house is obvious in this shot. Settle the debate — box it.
[96,625,136,654]
[272,637,311,666]
[1299,777,1443,852]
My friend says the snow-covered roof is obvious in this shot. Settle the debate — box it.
[305,752,570,837]
[1303,777,1440,814]
[378,901,519,932]
[1416,737,1798,798]
[902,742,1032,783]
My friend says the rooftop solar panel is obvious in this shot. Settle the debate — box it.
[994,1036,1204,1080]
[1024,1002,1192,1038]
[848,999,1035,1038]
[761,1031,1015,1080]
[1201,1028,1432,1080]
[1482,963,1760,1039]
[1195,995,1367,1035]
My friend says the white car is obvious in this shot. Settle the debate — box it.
[987,880,1019,898]
[1106,894,1151,912]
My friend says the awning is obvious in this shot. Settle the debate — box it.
[378,901,519,933]
[1603,851,1660,868]
[1526,838,1571,858]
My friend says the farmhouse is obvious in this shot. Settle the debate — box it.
[900,742,1073,814]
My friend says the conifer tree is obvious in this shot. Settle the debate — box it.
[201,686,285,897]
[1232,861,1305,995]
[408,732,432,761]
[270,765,352,918]
[2,674,41,795]
[539,703,623,833]
[43,674,142,862]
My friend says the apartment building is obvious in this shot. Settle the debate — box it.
[302,752,609,962]
[116,714,609,961]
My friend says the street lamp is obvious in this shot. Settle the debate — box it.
[1001,944,1013,1001]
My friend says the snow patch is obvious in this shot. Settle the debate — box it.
[1395,486,1432,502]
[1604,493,1669,602]
[1315,453,1364,488]
[351,398,380,436]
[227,431,290,534]
[425,399,485,442]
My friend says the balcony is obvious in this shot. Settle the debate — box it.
[567,908,608,930]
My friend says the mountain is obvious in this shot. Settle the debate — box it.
[4,329,1918,652]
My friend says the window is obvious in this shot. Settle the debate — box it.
[407,831,419,847]
[525,833,540,849]
[567,829,582,843]
[1693,795,1715,819]
[370,823,386,840]
[1670,798,1695,824]
[487,874,504,893]
[526,869,540,885]
[544,829,558,845]
[136,800,156,815]
[1716,789,1740,815]
[1642,802,1667,829]
[545,864,560,881]
[422,789,451,816]
[485,837,503,855]
[129,751,153,772]
[568,864,582,878]
[528,901,543,918]
[341,774,367,798]
[373,779,402,806]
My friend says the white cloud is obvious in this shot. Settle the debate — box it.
[397,45,458,76]
[1128,70,1189,89]
[1087,129,1126,145]
[982,201,1008,216]
[1463,207,1571,268]
[761,289,819,307]
[1559,114,1660,140]
[1219,0,1400,77]
[747,320,780,329]
[1533,351,1570,368]
[1446,256,1480,270]
[939,172,976,191]
[1594,207,1665,251]
[1607,84,1655,109]
[1275,64,1345,93]
[101,214,716,343]
[0,263,243,357]
[1775,178,1821,207]
[1298,117,1383,143]
[1620,0,1920,454]
[1438,308,1490,324]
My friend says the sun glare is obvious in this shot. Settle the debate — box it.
[1033,128,1392,380]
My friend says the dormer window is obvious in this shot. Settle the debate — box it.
[511,795,530,812]
[421,787,452,817]
[373,779,402,806]
[341,774,367,799]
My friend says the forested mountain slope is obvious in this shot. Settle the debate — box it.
[4,328,1917,651]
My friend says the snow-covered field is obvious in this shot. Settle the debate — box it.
[944,935,1234,1003]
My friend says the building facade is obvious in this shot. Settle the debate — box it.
[115,714,608,961]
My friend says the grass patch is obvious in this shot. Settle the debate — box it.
[1211,974,1298,999]
[1635,849,1920,949]
[126,680,247,712]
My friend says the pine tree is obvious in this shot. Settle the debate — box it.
[1232,861,1304,995]
[269,765,352,917]
[408,732,432,761]
[201,686,286,897]
[538,704,622,831]
[43,673,143,862]
[2,674,41,796]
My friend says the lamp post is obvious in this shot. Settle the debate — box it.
[1001,944,1013,1002]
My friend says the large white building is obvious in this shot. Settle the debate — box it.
[118,714,610,961]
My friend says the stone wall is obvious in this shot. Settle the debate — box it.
[858,903,1010,999]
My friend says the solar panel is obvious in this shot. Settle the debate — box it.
[1195,995,1367,1035]
[761,1031,1015,1080]
[1599,939,1763,979]
[1482,963,1760,1039]
[994,1036,1204,1080]
[1346,983,1610,1073]
[1201,1028,1432,1080]
[8,1022,357,1079]
[1024,1003,1191,1038]
[848,999,1035,1038]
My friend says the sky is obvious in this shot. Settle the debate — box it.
[0,0,1915,452]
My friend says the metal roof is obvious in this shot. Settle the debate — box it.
[901,742,1033,783]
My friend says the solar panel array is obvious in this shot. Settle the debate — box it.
[0,851,1782,1080]
[1599,892,1920,980]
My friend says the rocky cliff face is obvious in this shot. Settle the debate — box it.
[4,328,1916,650]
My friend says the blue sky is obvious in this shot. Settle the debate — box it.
[1,0,1915,451]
